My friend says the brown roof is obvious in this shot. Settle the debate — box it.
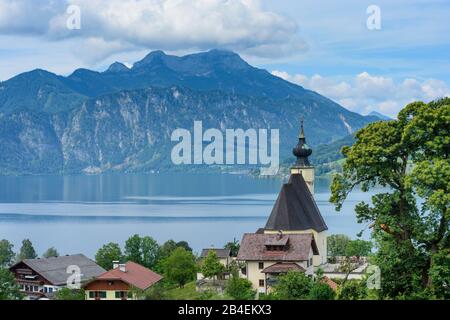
[262,263,305,274]
[322,276,338,291]
[94,262,162,291]
[200,248,231,259]
[237,233,318,261]
[265,174,328,232]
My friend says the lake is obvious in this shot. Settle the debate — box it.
[0,173,375,258]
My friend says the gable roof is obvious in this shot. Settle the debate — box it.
[265,174,328,232]
[11,254,106,286]
[94,261,162,291]
[237,233,318,261]
[200,248,231,259]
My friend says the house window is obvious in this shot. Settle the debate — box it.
[258,262,264,270]
[99,291,107,299]
[89,291,95,299]
[48,287,53,293]
[306,260,309,268]
[115,291,127,299]
[259,279,265,287]
[310,258,313,267]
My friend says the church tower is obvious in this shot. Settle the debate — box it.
[290,119,315,194]
[264,118,328,266]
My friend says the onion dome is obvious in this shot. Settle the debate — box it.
[293,118,312,166]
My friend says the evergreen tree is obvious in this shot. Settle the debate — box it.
[17,239,37,261]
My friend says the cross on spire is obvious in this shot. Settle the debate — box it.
[299,116,305,139]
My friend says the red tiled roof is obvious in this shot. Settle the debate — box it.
[95,262,162,290]
[321,276,338,291]
[261,263,305,274]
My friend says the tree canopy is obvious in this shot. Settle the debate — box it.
[0,268,23,300]
[0,239,14,267]
[42,247,59,258]
[95,242,123,270]
[330,98,450,299]
[17,239,37,261]
[163,247,197,288]
[124,234,160,269]
[327,234,350,257]
[200,251,225,280]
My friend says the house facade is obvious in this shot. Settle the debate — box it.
[237,232,318,294]
[9,254,106,300]
[236,120,329,294]
[84,261,162,300]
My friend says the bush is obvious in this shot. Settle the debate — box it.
[225,276,255,300]
[309,282,335,300]
[274,271,313,300]
[338,280,367,300]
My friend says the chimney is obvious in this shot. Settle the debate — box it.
[112,261,120,269]
[119,264,127,273]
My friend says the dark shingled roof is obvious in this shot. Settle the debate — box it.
[12,254,106,286]
[265,174,328,232]
[200,248,231,259]
[237,233,318,261]
[261,263,305,274]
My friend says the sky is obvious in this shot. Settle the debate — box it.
[0,0,449,117]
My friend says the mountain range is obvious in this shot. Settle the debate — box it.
[0,49,378,175]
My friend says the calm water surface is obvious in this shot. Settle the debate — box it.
[0,173,376,258]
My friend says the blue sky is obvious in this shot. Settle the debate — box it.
[0,0,449,116]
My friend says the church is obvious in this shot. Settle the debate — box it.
[236,120,328,294]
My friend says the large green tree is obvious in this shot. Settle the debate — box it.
[17,239,37,261]
[95,242,123,270]
[201,251,225,281]
[327,234,350,257]
[124,235,160,269]
[163,247,197,288]
[345,239,372,258]
[0,239,14,267]
[0,268,23,300]
[330,99,449,299]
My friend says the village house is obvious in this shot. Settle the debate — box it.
[236,120,329,294]
[200,248,232,268]
[84,261,162,300]
[196,248,232,281]
[9,254,106,300]
[237,232,319,294]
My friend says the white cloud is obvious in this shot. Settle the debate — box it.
[272,70,450,117]
[0,0,305,61]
